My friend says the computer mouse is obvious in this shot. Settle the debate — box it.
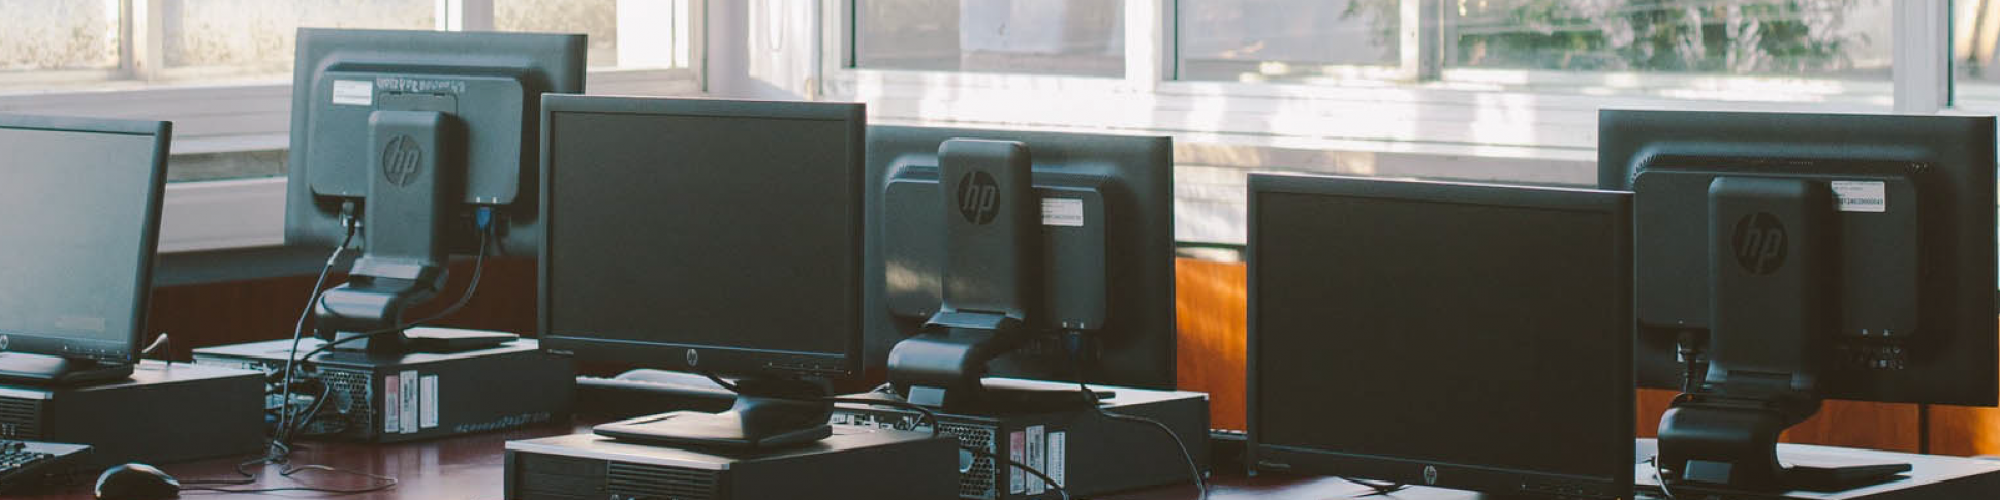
[94,463,182,500]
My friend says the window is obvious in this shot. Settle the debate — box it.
[0,0,121,74]
[854,0,1125,77]
[496,0,619,67]
[163,0,434,78]
[1956,0,2000,109]
[1178,0,1400,83]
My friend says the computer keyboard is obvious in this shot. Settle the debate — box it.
[0,439,91,494]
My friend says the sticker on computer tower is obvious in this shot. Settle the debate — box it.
[383,374,401,434]
[333,80,373,106]
[1041,198,1085,227]
[1048,431,1067,487]
[1009,430,1026,494]
[1027,425,1046,495]
[399,370,420,433]
[420,375,439,429]
[1831,180,1886,213]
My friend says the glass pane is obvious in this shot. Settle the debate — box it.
[164,0,434,73]
[0,0,120,72]
[495,0,621,68]
[1178,0,1399,83]
[1956,0,2000,108]
[1444,0,1892,79]
[855,0,1125,77]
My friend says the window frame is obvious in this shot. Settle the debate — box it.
[823,0,1955,246]
[0,0,707,255]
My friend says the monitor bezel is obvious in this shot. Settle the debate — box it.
[0,114,170,366]
[535,94,868,380]
[1245,173,1635,499]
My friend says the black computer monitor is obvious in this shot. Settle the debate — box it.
[1599,110,1998,490]
[284,28,585,353]
[1246,174,1634,499]
[864,126,1175,408]
[538,95,866,448]
[0,115,171,385]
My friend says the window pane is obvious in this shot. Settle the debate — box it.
[1956,0,2000,109]
[1445,0,1891,79]
[495,0,620,68]
[164,0,434,74]
[855,0,1125,77]
[1178,0,1399,83]
[0,0,120,72]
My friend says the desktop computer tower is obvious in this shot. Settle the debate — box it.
[833,379,1210,500]
[192,338,573,443]
[503,428,959,500]
[0,361,263,467]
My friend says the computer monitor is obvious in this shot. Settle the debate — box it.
[1598,109,1997,490]
[0,115,171,384]
[864,126,1175,408]
[284,28,585,353]
[1246,174,1634,499]
[538,95,866,448]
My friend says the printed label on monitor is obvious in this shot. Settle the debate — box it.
[333,80,374,106]
[383,374,401,434]
[1027,425,1046,494]
[420,375,439,429]
[1041,198,1085,227]
[400,370,419,433]
[1048,431,1067,488]
[1831,180,1886,213]
[1009,430,1026,494]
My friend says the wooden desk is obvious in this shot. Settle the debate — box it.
[17,422,1402,500]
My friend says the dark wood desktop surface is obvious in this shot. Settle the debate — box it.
[18,420,1469,500]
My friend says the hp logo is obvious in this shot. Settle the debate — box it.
[381,135,423,187]
[1423,465,1439,485]
[956,171,1000,225]
[0,335,9,351]
[685,348,700,367]
[1731,212,1788,275]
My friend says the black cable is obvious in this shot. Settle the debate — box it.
[1344,476,1407,496]
[274,217,357,445]
[180,463,398,495]
[1068,331,1209,498]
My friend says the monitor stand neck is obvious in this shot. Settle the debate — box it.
[0,352,135,386]
[886,311,1097,413]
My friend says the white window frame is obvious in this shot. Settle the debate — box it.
[820,0,1959,245]
[0,0,706,254]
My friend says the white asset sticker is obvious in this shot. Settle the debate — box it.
[1831,180,1886,213]
[1048,431,1067,488]
[420,375,439,429]
[1009,431,1026,494]
[1027,425,1046,495]
[383,374,401,434]
[1041,198,1085,227]
[333,80,373,106]
[399,370,420,434]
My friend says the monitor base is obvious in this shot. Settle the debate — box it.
[0,352,134,385]
[1659,400,1909,492]
[323,327,519,355]
[594,377,833,449]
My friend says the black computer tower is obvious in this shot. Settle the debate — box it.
[504,428,959,500]
[193,338,573,442]
[834,379,1210,500]
[0,361,263,467]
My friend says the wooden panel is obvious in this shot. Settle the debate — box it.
[1929,317,2000,457]
[1175,258,1248,431]
[144,256,538,360]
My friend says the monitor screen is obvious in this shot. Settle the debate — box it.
[1250,175,1631,497]
[540,96,864,378]
[0,118,167,364]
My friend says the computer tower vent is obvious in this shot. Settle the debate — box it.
[939,421,998,500]
[316,368,375,438]
[606,461,720,500]
[0,397,42,439]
